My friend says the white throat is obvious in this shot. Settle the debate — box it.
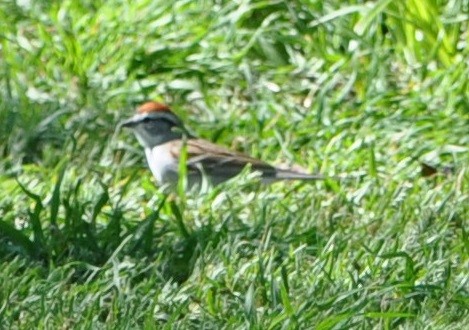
[144,144,178,185]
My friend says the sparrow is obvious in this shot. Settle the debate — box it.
[121,101,324,189]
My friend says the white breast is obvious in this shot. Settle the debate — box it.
[144,144,178,185]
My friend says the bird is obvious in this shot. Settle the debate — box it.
[121,101,325,189]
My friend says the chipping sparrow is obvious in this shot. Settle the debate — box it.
[122,101,324,189]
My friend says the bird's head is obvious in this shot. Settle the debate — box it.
[121,101,187,148]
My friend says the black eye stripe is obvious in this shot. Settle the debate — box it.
[141,116,178,126]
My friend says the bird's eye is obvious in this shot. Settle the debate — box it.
[142,117,152,123]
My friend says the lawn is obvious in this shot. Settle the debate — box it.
[0,0,468,328]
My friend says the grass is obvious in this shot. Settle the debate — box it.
[0,0,468,328]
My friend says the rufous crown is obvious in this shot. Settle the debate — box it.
[137,101,171,114]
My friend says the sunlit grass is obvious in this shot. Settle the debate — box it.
[0,0,468,328]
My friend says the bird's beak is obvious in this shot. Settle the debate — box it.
[120,117,138,129]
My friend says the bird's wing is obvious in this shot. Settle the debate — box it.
[168,138,276,178]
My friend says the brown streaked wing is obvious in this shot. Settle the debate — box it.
[168,139,276,178]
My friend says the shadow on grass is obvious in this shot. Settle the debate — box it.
[1,166,334,285]
[0,175,221,285]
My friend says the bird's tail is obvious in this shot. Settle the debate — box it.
[270,169,325,181]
